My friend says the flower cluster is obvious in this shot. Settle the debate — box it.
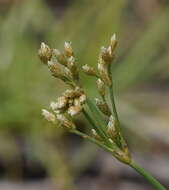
[38,35,168,190]
[38,41,79,87]
[38,35,131,164]
[39,41,85,130]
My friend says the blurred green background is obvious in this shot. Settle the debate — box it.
[0,0,169,189]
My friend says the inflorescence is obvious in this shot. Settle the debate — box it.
[39,35,131,164]
[38,34,168,190]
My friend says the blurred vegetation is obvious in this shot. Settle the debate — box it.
[0,0,169,189]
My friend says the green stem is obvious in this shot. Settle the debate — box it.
[86,98,107,130]
[108,66,127,149]
[109,83,127,146]
[82,109,111,147]
[109,84,120,127]
[108,64,121,133]
[71,130,113,153]
[72,129,166,189]
[71,129,125,162]
[108,66,166,189]
[130,161,167,190]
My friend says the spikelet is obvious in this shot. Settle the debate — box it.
[110,34,117,53]
[79,94,86,104]
[96,78,106,97]
[41,109,55,123]
[67,56,79,80]
[53,49,67,66]
[100,46,112,63]
[48,60,73,83]
[50,102,58,110]
[97,61,111,86]
[67,105,82,116]
[64,42,73,57]
[57,96,68,109]
[56,114,75,129]
[82,64,98,77]
[95,98,111,116]
[38,42,52,64]
[48,61,63,78]
[107,115,117,139]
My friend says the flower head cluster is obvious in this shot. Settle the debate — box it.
[39,41,86,130]
[50,87,86,117]
[38,41,79,87]
[38,35,131,164]
[37,35,168,190]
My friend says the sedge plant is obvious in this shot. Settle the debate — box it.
[38,35,167,190]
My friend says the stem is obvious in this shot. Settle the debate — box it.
[71,129,116,155]
[130,161,167,190]
[108,67,166,189]
[86,98,107,130]
[71,129,126,163]
[82,109,112,147]
[108,65,127,149]
[109,83,120,128]
[108,65,121,133]
[109,82,127,143]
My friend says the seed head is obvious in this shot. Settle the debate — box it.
[53,49,67,66]
[64,42,73,57]
[63,89,75,98]
[38,42,52,64]
[48,61,73,81]
[42,109,55,123]
[64,67,73,79]
[73,98,81,107]
[110,34,117,53]
[107,115,117,139]
[107,115,115,131]
[100,46,112,63]
[96,78,106,97]
[95,98,111,116]
[98,62,111,86]
[111,34,116,42]
[67,56,79,80]
[56,114,75,129]
[68,99,74,106]
[50,97,68,113]
[79,94,86,104]
[82,64,98,77]
[50,101,58,110]
[63,88,82,99]
[48,61,63,78]
[68,105,82,116]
